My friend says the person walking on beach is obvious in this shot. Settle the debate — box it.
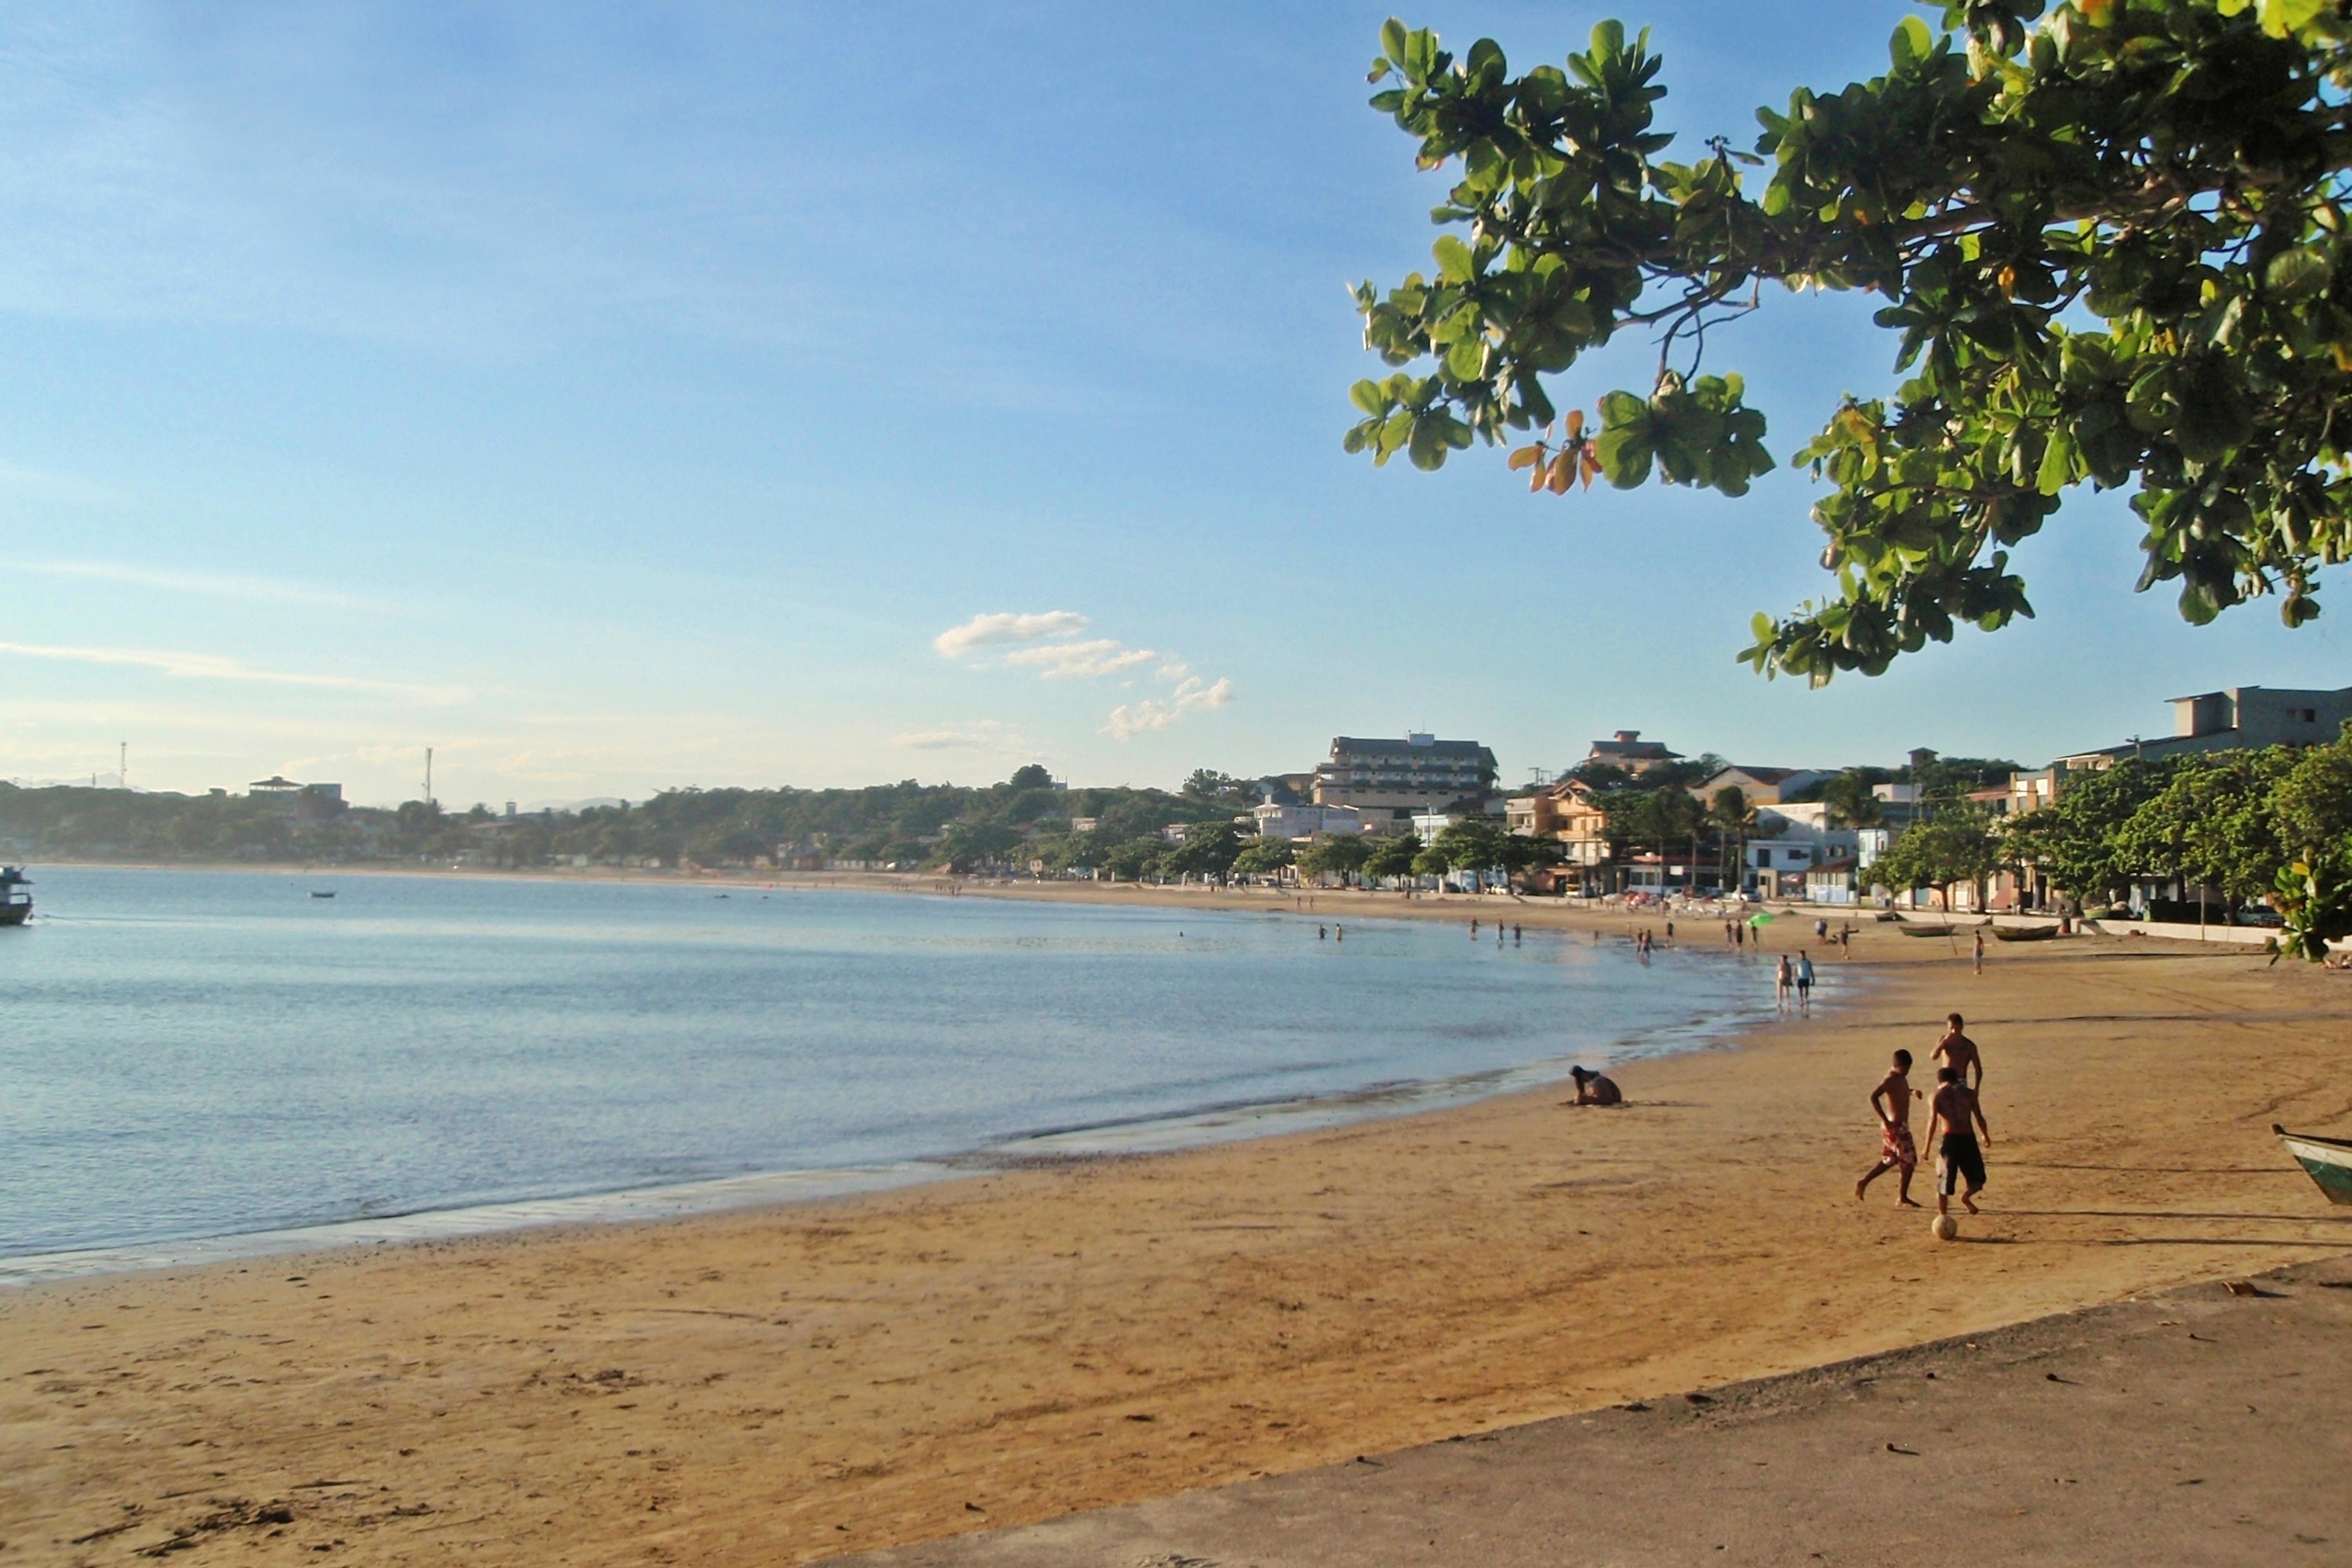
[1934,1012,1982,1091]
[1856,1048,1922,1206]
[1566,1065,1622,1106]
[1774,953,1793,1015]
[1973,930,1985,974]
[1795,951,1814,1015]
[1926,1065,1991,1216]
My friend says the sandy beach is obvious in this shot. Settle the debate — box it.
[5,903,2349,1565]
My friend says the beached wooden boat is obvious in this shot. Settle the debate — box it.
[1897,923,1956,937]
[2274,1124,2352,1206]
[1994,924,2061,942]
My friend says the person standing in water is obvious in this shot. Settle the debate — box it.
[1794,951,1815,1015]
[1774,953,1794,1015]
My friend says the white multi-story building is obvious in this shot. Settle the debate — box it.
[1251,803,1365,840]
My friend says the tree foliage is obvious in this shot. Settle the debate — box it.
[1875,802,2002,903]
[1352,3,2352,681]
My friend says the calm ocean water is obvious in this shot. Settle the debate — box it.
[0,868,1783,1269]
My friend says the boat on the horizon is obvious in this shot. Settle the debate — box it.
[311,890,336,898]
[0,866,31,926]
[2274,1124,2352,1206]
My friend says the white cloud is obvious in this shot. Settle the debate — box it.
[0,641,470,704]
[933,611,1089,659]
[892,721,1023,751]
[1105,676,1233,741]
[11,559,376,610]
[1002,638,1157,679]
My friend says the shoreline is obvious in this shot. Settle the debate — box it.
[9,906,2348,1565]
[1,912,1799,1287]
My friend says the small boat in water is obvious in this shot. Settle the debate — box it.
[310,890,336,898]
[0,866,28,927]
[2274,1124,2352,1206]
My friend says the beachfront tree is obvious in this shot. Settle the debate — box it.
[1162,822,1245,881]
[1496,829,1568,889]
[2272,721,2352,852]
[2114,748,2297,909]
[1365,832,1424,886]
[1233,837,1297,878]
[1299,834,1373,886]
[1873,803,2000,909]
[1100,837,1166,882]
[1350,4,2352,682]
[2000,757,2179,905]
[1431,818,1508,875]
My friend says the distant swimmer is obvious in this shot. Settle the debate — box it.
[1471,918,1479,937]
[1335,925,1343,942]
[1855,1048,1923,1207]
[1319,924,1327,940]
[1926,1065,1991,1217]
[1933,1012,1982,1091]
[1565,1065,1623,1107]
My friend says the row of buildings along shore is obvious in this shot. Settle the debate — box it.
[1243,683,2352,909]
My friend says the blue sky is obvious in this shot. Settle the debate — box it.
[3,1,2347,806]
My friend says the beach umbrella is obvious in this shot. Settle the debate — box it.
[1746,912,1775,927]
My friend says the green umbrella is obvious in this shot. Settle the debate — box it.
[1746,911,1776,927]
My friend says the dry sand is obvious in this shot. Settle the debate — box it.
[4,903,2349,1567]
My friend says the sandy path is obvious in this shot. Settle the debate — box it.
[4,920,2349,1566]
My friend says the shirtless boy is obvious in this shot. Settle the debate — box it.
[1855,1049,1922,1205]
[1926,1065,1992,1216]
[1933,1012,1982,1091]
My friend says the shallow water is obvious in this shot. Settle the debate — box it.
[0,868,1784,1264]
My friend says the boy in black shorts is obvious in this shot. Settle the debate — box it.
[1926,1065,1991,1216]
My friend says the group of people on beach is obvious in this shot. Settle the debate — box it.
[1856,1012,1991,1219]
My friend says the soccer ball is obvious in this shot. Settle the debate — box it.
[1932,1213,1959,1242]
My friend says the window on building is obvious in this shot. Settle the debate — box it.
[2301,709,2318,723]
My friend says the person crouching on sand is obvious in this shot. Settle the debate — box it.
[1926,1065,1991,1217]
[1856,1049,1922,1207]
[1565,1065,1622,1106]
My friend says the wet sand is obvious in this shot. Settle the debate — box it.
[4,916,2349,1565]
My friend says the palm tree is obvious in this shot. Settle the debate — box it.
[1820,770,1885,830]
[1712,785,1758,895]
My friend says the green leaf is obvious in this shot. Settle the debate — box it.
[2035,429,2074,494]
[2265,245,2334,302]
[1349,379,1388,416]
[1889,15,1932,68]
[1432,234,1475,284]
[1595,422,1655,488]
[1380,17,1408,66]
[2172,358,2253,465]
